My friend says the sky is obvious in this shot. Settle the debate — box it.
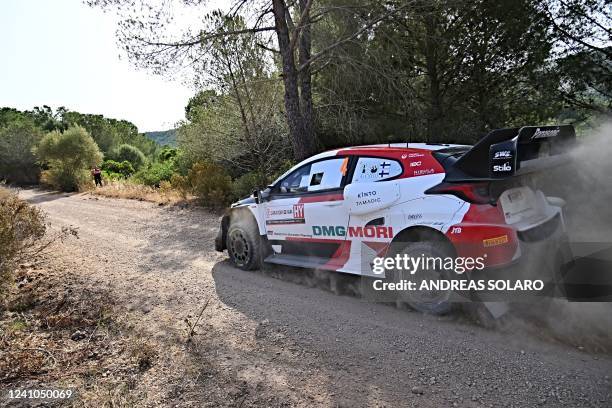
[0,0,211,132]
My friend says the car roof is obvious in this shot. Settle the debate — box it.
[272,142,470,185]
[338,142,469,151]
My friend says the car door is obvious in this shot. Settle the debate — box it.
[263,156,352,270]
[342,156,404,274]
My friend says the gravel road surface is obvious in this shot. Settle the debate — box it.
[19,188,612,407]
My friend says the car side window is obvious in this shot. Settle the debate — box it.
[306,158,346,191]
[279,164,311,193]
[278,157,347,194]
[352,157,402,183]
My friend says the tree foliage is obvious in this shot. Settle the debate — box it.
[102,160,135,178]
[0,118,44,184]
[36,126,104,191]
[62,111,157,156]
[178,16,291,177]
[0,105,165,187]
[110,144,147,169]
[92,0,610,163]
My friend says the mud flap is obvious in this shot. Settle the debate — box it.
[482,301,509,319]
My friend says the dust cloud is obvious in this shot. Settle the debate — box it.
[508,120,612,353]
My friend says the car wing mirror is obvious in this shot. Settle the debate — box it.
[252,189,261,204]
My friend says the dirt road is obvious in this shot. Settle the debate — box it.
[18,188,612,407]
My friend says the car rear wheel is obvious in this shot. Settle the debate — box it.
[388,241,457,315]
[227,216,263,271]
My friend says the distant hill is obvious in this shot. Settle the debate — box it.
[145,129,177,146]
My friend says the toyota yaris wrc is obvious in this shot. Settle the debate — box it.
[216,125,575,314]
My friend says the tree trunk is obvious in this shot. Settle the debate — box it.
[298,0,316,155]
[272,0,315,161]
[424,14,443,141]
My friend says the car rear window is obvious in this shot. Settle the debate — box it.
[352,157,402,183]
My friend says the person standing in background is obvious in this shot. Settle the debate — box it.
[92,167,102,187]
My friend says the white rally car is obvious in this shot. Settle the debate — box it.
[216,125,575,314]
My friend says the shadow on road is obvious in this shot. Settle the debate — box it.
[210,260,445,406]
[19,188,76,205]
[137,206,222,273]
[210,259,612,407]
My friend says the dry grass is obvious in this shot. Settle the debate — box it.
[0,254,152,405]
[87,180,189,205]
[0,186,47,301]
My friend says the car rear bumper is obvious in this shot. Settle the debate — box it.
[467,218,571,301]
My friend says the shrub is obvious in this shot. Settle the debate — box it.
[0,122,44,184]
[110,144,146,170]
[40,168,91,191]
[133,161,176,187]
[158,146,178,162]
[190,163,232,208]
[231,171,268,200]
[170,173,189,199]
[101,170,125,182]
[102,160,135,178]
[0,188,46,298]
[184,162,232,208]
[36,125,103,191]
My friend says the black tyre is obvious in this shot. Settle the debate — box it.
[388,241,457,315]
[227,216,263,271]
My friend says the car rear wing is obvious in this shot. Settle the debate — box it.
[449,125,576,181]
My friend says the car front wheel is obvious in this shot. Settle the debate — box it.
[227,216,263,271]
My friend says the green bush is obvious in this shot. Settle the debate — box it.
[36,125,103,191]
[231,171,268,200]
[0,121,44,184]
[110,144,146,170]
[158,146,178,162]
[188,162,233,208]
[172,162,232,207]
[133,161,176,187]
[100,170,124,182]
[102,160,135,178]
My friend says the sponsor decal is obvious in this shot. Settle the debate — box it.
[532,128,559,139]
[483,235,509,247]
[266,204,305,225]
[451,226,462,234]
[492,162,512,172]
[267,208,292,217]
[494,150,512,159]
[401,154,408,159]
[293,203,304,219]
[266,219,305,225]
[408,153,425,158]
[406,214,423,220]
[414,168,435,176]
[410,161,422,167]
[312,225,394,239]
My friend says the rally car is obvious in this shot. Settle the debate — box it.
[216,125,575,314]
